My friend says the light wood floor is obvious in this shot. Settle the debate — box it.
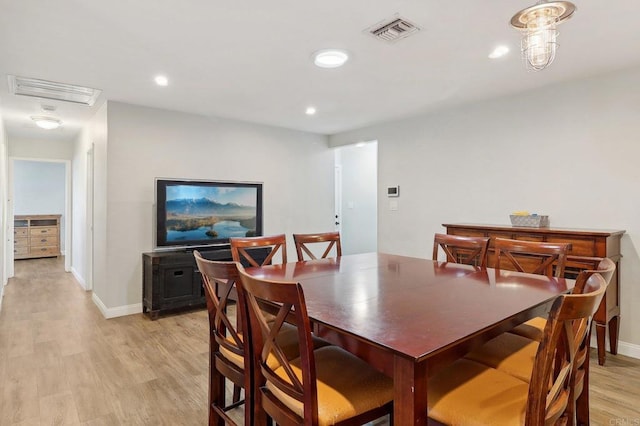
[1,257,638,425]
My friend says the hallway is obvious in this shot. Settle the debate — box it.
[0,257,209,425]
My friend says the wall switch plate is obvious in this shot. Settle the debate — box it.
[389,200,398,211]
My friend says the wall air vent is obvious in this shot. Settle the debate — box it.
[8,75,102,106]
[367,16,421,43]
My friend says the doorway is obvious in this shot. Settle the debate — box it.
[8,158,71,277]
[334,141,378,254]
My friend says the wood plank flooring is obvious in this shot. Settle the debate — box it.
[1,257,638,425]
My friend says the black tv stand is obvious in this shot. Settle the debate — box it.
[142,246,269,320]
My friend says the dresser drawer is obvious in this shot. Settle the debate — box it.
[14,237,28,247]
[30,235,58,247]
[14,246,29,255]
[29,246,59,257]
[30,227,57,237]
[546,236,596,256]
[14,227,28,237]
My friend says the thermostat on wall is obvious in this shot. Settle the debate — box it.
[387,186,399,197]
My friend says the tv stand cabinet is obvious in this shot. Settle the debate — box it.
[142,247,269,320]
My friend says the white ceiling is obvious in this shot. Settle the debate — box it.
[1,1,639,141]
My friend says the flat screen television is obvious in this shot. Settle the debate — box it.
[155,178,263,249]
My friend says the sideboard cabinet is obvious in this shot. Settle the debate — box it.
[14,214,61,259]
[142,247,270,320]
[443,223,625,366]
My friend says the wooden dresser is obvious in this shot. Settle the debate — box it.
[14,214,61,259]
[443,223,625,366]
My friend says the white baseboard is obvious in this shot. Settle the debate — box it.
[590,336,640,360]
[70,267,87,290]
[92,292,142,319]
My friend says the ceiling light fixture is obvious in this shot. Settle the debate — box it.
[154,75,169,86]
[488,45,510,59]
[305,106,317,115]
[510,1,576,71]
[31,116,62,130]
[313,49,349,68]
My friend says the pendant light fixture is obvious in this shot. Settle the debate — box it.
[510,1,576,71]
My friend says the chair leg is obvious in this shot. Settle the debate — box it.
[210,369,226,426]
[575,355,590,426]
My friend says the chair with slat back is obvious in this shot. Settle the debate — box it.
[511,258,616,341]
[237,266,394,426]
[432,233,490,268]
[503,257,616,426]
[230,234,287,267]
[293,232,342,262]
[427,272,607,426]
[193,251,247,426]
[494,238,571,277]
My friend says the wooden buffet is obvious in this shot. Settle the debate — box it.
[14,214,61,259]
[443,223,625,365]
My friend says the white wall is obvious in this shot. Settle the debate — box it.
[72,103,106,291]
[335,142,377,254]
[89,101,333,316]
[0,116,7,305]
[330,66,640,352]
[8,137,74,159]
[13,160,66,252]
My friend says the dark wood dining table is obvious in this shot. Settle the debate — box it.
[245,252,573,426]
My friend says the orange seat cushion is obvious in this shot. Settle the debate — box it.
[428,358,529,425]
[266,346,393,426]
[510,317,546,341]
[464,332,538,383]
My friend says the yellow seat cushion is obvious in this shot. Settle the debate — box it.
[428,358,529,426]
[219,323,329,370]
[464,333,538,383]
[266,346,393,426]
[510,317,546,341]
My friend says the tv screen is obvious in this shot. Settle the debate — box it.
[155,179,263,249]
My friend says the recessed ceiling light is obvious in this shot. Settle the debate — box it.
[313,49,350,68]
[31,116,61,130]
[154,75,169,86]
[305,106,317,115]
[488,45,510,59]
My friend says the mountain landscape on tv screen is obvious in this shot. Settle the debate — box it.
[165,198,256,240]
[166,197,254,216]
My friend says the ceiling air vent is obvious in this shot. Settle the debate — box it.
[367,16,421,43]
[8,75,102,106]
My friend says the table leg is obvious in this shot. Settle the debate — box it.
[393,356,428,425]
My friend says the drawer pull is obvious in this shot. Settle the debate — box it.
[174,270,184,276]
[41,239,47,242]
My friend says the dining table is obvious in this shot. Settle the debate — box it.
[244,252,573,426]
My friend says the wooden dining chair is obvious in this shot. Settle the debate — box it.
[193,251,248,426]
[432,233,490,268]
[293,232,342,261]
[494,237,571,277]
[237,266,394,426]
[427,272,607,426]
[463,264,613,426]
[511,257,616,342]
[230,234,287,267]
